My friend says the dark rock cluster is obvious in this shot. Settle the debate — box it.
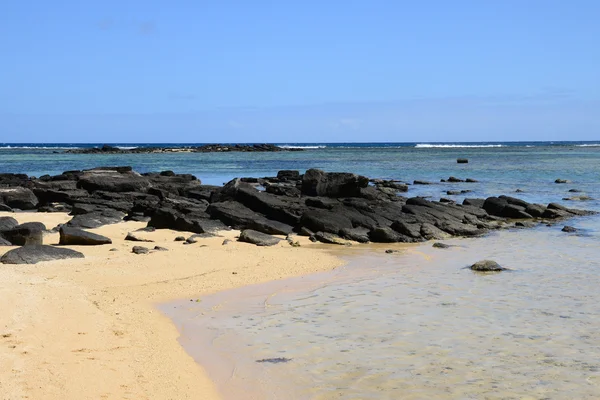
[64,143,302,154]
[0,167,594,250]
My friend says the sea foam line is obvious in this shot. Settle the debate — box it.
[279,145,327,149]
[415,144,505,148]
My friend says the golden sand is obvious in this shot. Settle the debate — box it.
[0,212,344,400]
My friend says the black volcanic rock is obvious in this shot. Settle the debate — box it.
[238,229,281,246]
[59,226,112,245]
[0,165,593,245]
[0,216,19,233]
[2,222,45,246]
[0,187,38,209]
[301,169,369,197]
[207,201,293,235]
[66,144,300,154]
[77,169,151,193]
[300,209,353,234]
[1,245,84,264]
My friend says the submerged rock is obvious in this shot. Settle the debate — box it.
[469,260,506,272]
[1,245,84,264]
[432,242,451,249]
[561,226,577,233]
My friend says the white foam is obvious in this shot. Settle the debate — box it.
[415,144,505,148]
[279,145,327,149]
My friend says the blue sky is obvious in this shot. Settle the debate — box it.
[1,0,598,142]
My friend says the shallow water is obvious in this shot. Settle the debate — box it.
[162,217,600,399]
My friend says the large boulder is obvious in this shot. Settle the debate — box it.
[368,227,409,243]
[2,222,45,245]
[235,186,305,225]
[144,172,202,196]
[1,245,84,264]
[0,216,19,233]
[301,169,369,197]
[59,226,112,245]
[276,170,301,181]
[66,209,125,228]
[0,173,30,187]
[210,178,255,203]
[264,184,301,197]
[482,197,508,216]
[0,187,38,209]
[207,201,293,235]
[238,229,281,246]
[77,169,151,193]
[339,227,370,243]
[299,209,353,234]
[500,204,533,219]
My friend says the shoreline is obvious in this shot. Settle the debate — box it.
[0,211,344,400]
[159,244,424,400]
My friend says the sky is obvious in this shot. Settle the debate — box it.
[0,0,599,143]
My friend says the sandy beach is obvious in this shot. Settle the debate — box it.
[0,212,344,400]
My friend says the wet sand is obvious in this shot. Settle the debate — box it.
[0,212,344,400]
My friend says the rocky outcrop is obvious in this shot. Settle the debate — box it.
[0,167,593,246]
[1,245,84,264]
[65,144,301,154]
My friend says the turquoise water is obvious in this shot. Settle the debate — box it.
[3,142,600,398]
[1,143,600,207]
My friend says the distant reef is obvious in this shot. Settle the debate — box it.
[64,144,302,154]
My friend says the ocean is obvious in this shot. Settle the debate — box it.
[3,141,600,399]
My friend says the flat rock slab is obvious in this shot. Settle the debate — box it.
[1,245,84,264]
[238,229,281,246]
[59,226,112,245]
